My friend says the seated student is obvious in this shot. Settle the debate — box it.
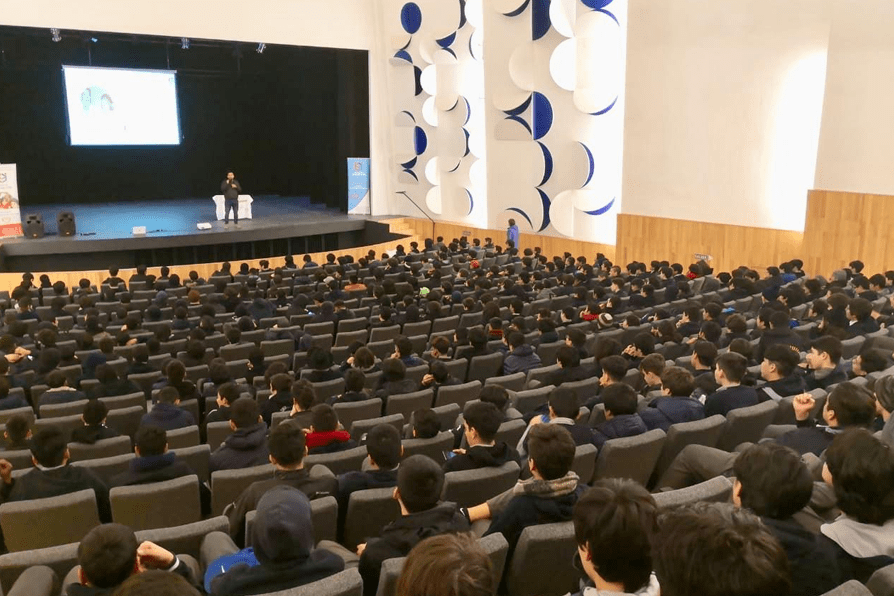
[226,421,337,547]
[676,306,702,338]
[0,414,30,451]
[88,364,140,399]
[304,347,341,383]
[756,344,807,403]
[140,386,196,432]
[336,424,402,536]
[445,402,519,473]
[689,340,720,397]
[71,400,120,445]
[638,353,666,397]
[327,369,370,405]
[67,523,197,596]
[754,310,802,363]
[570,480,660,596]
[518,387,596,457]
[395,533,495,596]
[305,404,356,454]
[544,345,591,388]
[420,360,462,401]
[640,366,704,432]
[477,424,584,552]
[351,455,470,596]
[40,369,87,407]
[109,426,198,488]
[592,384,648,450]
[394,336,426,368]
[152,360,198,402]
[845,297,880,338]
[288,381,317,429]
[651,502,791,596]
[0,426,111,522]
[259,373,293,426]
[583,355,628,410]
[703,353,758,417]
[732,443,842,596]
[803,336,848,391]
[851,349,887,379]
[411,407,442,439]
[621,332,656,371]
[205,486,344,596]
[503,332,542,376]
[374,358,418,405]
[0,377,27,412]
[210,398,269,472]
[205,382,239,428]
[820,429,894,582]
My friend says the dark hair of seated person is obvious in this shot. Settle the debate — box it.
[135,426,167,457]
[412,408,441,439]
[30,426,68,467]
[112,569,201,596]
[77,523,139,589]
[732,442,813,519]
[397,454,445,513]
[229,397,260,429]
[268,421,307,467]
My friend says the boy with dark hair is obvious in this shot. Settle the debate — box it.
[109,426,198,488]
[756,344,806,404]
[676,307,702,337]
[585,355,628,409]
[226,421,337,547]
[851,349,888,378]
[306,404,356,454]
[546,345,590,387]
[71,400,120,445]
[204,382,239,427]
[571,480,659,596]
[651,502,791,596]
[703,352,758,417]
[640,366,704,432]
[1,414,30,450]
[210,397,269,472]
[140,386,195,432]
[445,402,519,473]
[329,368,370,405]
[503,332,542,375]
[355,455,470,596]
[259,373,293,426]
[754,310,801,362]
[690,340,720,396]
[732,443,841,595]
[412,408,441,438]
[565,328,589,360]
[69,523,195,596]
[638,353,666,395]
[779,382,878,456]
[519,387,596,457]
[804,336,847,391]
[393,336,426,367]
[40,369,87,406]
[845,297,880,337]
[289,381,317,429]
[593,384,648,449]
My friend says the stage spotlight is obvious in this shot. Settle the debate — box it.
[256,43,266,54]
[181,37,190,50]
[51,28,61,43]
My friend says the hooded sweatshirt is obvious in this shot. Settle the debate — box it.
[503,344,542,376]
[209,486,344,596]
[640,396,705,432]
[140,402,195,432]
[593,414,648,449]
[443,442,519,473]
[210,422,270,472]
[109,452,196,488]
[761,516,842,596]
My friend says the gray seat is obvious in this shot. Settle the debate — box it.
[137,515,229,562]
[434,380,481,409]
[71,453,136,485]
[867,562,894,596]
[245,495,339,548]
[494,418,527,448]
[535,342,565,368]
[39,399,89,418]
[402,321,432,337]
[717,400,779,451]
[442,461,520,508]
[33,414,83,443]
[173,444,212,484]
[344,487,402,551]
[652,476,733,508]
[305,445,368,476]
[312,378,347,405]
[254,567,363,596]
[67,435,133,462]
[466,352,504,383]
[505,521,578,596]
[207,420,234,450]
[99,392,147,411]
[370,325,401,343]
[385,389,434,420]
[0,543,79,596]
[165,425,200,449]
[350,414,405,442]
[432,316,460,334]
[106,405,145,439]
[211,464,275,515]
[0,489,100,552]
[6,564,56,596]
[561,377,600,402]
[654,415,727,480]
[594,429,666,486]
[335,329,368,347]
[260,339,295,358]
[525,365,560,388]
[443,358,469,382]
[485,372,526,392]
[401,431,455,462]
[0,449,34,471]
[0,407,34,427]
[820,580,873,596]
[333,399,383,433]
[110,475,202,531]
[570,443,598,485]
[510,385,554,415]
[431,403,462,432]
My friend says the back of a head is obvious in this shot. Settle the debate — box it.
[478,385,509,412]
[528,423,576,481]
[692,340,718,367]
[763,344,799,377]
[825,429,894,525]
[78,523,139,589]
[157,386,180,404]
[230,397,260,429]
[5,414,29,445]
[412,408,441,439]
[769,310,790,329]
[31,426,67,467]
[660,366,694,397]
[268,421,307,467]
[135,426,167,457]
[270,373,293,394]
[574,480,658,593]
[652,502,791,596]
[367,423,402,469]
[827,381,877,427]
[639,353,665,377]
[733,443,812,519]
[381,357,407,382]
[396,533,495,596]
[83,399,109,426]
[600,355,628,382]
[344,368,366,392]
[398,454,445,513]
[507,331,525,350]
[602,383,638,416]
[548,386,579,419]
[251,485,315,564]
[812,335,843,365]
[311,403,339,432]
[716,352,747,383]
[463,401,502,443]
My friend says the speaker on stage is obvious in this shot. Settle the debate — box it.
[57,211,76,237]
[24,214,44,239]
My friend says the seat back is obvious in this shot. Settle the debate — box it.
[305,446,368,476]
[485,372,526,392]
[245,495,339,548]
[505,522,579,596]
[655,415,726,479]
[312,378,347,405]
[173,444,212,484]
[333,399,383,432]
[67,436,133,462]
[344,487,402,551]
[211,464,275,515]
[99,392,147,411]
[510,385,554,415]
[570,443,598,485]
[434,380,481,409]
[401,431,454,462]
[0,543,79,595]
[33,415,83,443]
[350,414,405,442]
[71,453,135,486]
[110,475,202,531]
[106,406,145,439]
[717,400,779,451]
[818,580,874,596]
[369,325,401,343]
[259,568,363,596]
[867,563,894,596]
[0,489,100,552]
[494,418,527,448]
[0,407,34,427]
[0,450,33,471]
[466,352,504,383]
[594,429,667,485]
[165,425,200,449]
[136,516,229,562]
[39,399,89,419]
[384,389,434,420]
[442,461,520,508]
[652,476,733,508]
[206,421,234,450]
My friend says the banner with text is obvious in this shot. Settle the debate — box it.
[347,158,370,215]
[0,165,23,238]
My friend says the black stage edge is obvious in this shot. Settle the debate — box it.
[0,198,404,272]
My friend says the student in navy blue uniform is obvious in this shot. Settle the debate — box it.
[641,366,705,432]
[803,336,848,391]
[756,344,807,404]
[703,352,758,418]
[592,384,648,450]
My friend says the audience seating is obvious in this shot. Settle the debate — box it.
[174,443,212,484]
[653,415,727,480]
[485,372,526,392]
[71,453,135,485]
[867,563,894,596]
[0,407,34,427]
[350,414,404,442]
[343,487,402,551]
[493,418,527,448]
[206,420,234,450]
[38,400,89,419]
[431,403,462,431]
[67,435,132,462]
[210,464,275,516]
[333,399,383,432]
[652,476,733,508]
[466,353,504,383]
[245,495,338,547]
[716,401,779,451]
[384,389,434,420]
[505,521,579,596]
[821,581,874,596]
[570,443,598,485]
[442,460,520,508]
[594,429,666,486]
[510,385,554,415]
[165,425,200,449]
[110,475,202,531]
[434,380,481,409]
[1,449,34,470]
[0,489,100,552]
[33,415,82,443]
[105,405,145,439]
[99,392,147,411]
[401,431,454,461]
[5,564,57,596]
[305,446,368,476]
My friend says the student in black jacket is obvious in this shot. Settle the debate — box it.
[210,398,269,472]
[756,344,807,404]
[444,402,519,473]
[71,400,120,445]
[259,373,293,426]
[703,352,758,417]
[641,366,705,432]
[803,336,848,391]
[109,426,197,488]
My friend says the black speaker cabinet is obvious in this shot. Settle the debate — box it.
[57,211,76,237]
[24,214,44,239]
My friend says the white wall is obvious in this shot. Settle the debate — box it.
[814,0,894,196]
[621,0,831,232]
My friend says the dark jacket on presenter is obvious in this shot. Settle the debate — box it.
[221,173,242,224]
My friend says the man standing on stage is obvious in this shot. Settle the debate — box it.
[221,171,242,225]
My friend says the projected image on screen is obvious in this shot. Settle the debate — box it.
[63,66,181,146]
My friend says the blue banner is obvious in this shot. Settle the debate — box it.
[347,157,370,214]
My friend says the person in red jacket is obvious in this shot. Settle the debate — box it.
[304,405,356,454]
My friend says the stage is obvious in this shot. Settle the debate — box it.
[0,196,398,272]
